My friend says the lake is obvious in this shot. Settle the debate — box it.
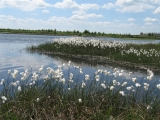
[0,33,160,86]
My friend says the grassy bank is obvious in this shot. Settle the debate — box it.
[0,63,160,119]
[27,37,160,71]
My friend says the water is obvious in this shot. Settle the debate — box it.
[0,34,160,85]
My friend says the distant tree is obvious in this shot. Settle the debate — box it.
[148,33,151,36]
[140,32,143,35]
[54,29,57,34]
[98,32,101,35]
[83,30,90,34]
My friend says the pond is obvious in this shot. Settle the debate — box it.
[0,34,160,87]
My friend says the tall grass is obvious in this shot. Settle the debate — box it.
[0,62,160,119]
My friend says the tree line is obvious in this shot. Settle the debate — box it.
[0,28,159,39]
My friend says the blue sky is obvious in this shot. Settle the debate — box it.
[0,0,160,34]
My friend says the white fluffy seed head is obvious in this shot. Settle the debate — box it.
[78,98,82,103]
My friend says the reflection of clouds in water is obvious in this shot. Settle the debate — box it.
[0,52,59,73]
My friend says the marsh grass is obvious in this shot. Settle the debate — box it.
[0,63,160,119]
[27,37,160,71]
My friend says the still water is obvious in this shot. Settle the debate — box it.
[0,34,160,84]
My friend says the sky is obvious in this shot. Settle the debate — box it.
[0,0,160,35]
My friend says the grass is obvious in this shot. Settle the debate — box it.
[27,37,160,71]
[0,63,160,119]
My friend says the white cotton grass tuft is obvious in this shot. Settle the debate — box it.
[78,98,82,103]
[121,82,127,87]
[85,74,90,80]
[80,68,83,74]
[157,84,160,89]
[101,83,106,89]
[119,91,125,96]
[132,77,137,83]
[1,96,7,103]
[144,83,149,91]
[147,105,152,110]
[119,72,122,76]
[59,78,65,84]
[129,72,132,75]
[36,98,40,102]
[8,70,11,74]
[18,86,21,91]
[95,75,100,81]
[32,73,39,81]
[135,83,141,87]
[110,86,114,90]
[11,70,19,79]
[0,79,4,85]
[81,81,86,88]
[126,86,132,90]
[68,60,71,66]
[39,65,44,72]
[147,69,154,80]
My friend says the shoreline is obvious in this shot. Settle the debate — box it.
[1,32,160,40]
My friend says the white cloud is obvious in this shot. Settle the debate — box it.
[70,11,103,20]
[143,17,159,22]
[150,0,160,4]
[141,26,146,29]
[115,0,155,12]
[153,7,160,14]
[79,4,100,10]
[53,0,100,10]
[53,0,78,9]
[145,22,153,25]
[127,18,135,22]
[114,19,120,22]
[102,3,115,9]
[116,23,137,28]
[0,15,47,29]
[42,10,50,13]
[0,0,51,11]
[96,21,111,25]
[33,13,38,16]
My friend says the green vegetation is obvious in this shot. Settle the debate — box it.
[0,28,160,39]
[0,63,160,119]
[27,37,160,71]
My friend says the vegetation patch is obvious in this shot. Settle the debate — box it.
[27,37,160,72]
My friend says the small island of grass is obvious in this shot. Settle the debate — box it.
[27,37,160,72]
